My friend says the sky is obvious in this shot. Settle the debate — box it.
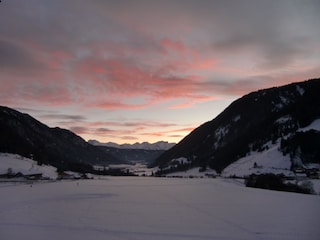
[0,0,319,144]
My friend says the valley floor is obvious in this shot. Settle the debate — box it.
[0,177,319,240]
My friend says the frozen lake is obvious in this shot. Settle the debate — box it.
[0,177,319,240]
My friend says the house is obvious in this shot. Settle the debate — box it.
[58,172,75,180]
[306,168,319,179]
[24,173,43,180]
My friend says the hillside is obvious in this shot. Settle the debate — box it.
[153,78,320,174]
[0,106,121,172]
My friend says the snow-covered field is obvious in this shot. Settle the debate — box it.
[0,153,57,179]
[0,177,319,240]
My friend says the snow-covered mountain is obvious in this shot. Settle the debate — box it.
[89,140,175,150]
[154,78,320,175]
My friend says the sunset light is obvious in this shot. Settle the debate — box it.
[1,0,319,144]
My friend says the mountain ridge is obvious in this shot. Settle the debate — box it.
[88,140,175,150]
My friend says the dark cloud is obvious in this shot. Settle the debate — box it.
[207,0,320,69]
[0,39,43,71]
[197,77,274,96]
[120,136,139,141]
[1,0,319,75]
[15,107,56,115]
[69,126,115,136]
[2,1,319,55]
[41,114,87,121]
[69,126,89,135]
[96,128,112,133]
[168,134,184,138]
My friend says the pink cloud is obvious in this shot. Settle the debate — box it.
[1,0,319,146]
[90,101,147,110]
[121,136,139,141]
[0,40,77,107]
[141,127,196,138]
[2,29,317,114]
[159,38,217,71]
[88,120,177,129]
[0,29,271,112]
[192,58,217,70]
[71,51,218,109]
[160,38,189,54]
[168,96,220,109]
[0,74,73,107]
[64,118,192,143]
[47,50,74,69]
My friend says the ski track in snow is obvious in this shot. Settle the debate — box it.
[0,177,319,240]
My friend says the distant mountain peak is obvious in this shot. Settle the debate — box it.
[88,140,175,150]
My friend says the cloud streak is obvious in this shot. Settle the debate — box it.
[65,119,192,143]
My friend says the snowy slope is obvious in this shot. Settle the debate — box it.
[165,143,293,178]
[222,118,320,178]
[0,177,319,240]
[222,144,292,177]
[0,153,58,179]
[299,118,320,132]
[166,167,217,177]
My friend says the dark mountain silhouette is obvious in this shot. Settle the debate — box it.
[153,78,320,173]
[0,106,122,172]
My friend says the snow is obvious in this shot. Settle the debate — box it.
[280,95,290,105]
[170,157,189,165]
[310,179,320,195]
[299,118,320,132]
[0,177,319,240]
[274,102,284,110]
[215,125,229,138]
[222,144,292,178]
[275,115,292,124]
[233,115,241,122]
[214,125,229,148]
[0,153,58,179]
[166,167,217,178]
[296,85,305,96]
